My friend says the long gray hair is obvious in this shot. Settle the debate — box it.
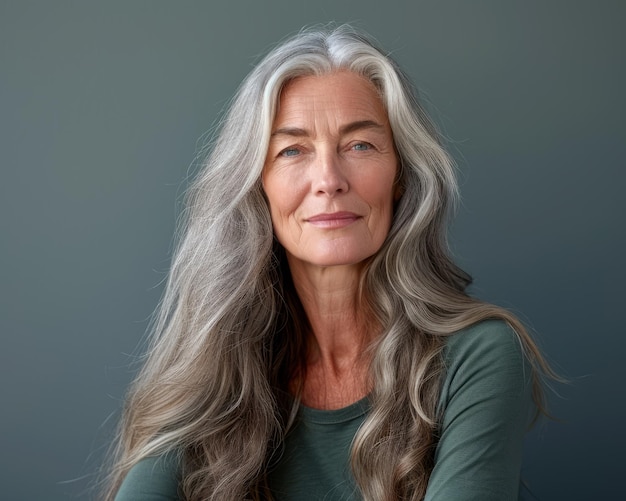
[105,25,550,500]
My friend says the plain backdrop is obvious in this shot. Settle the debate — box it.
[1,1,624,499]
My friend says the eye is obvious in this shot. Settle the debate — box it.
[351,142,373,151]
[279,146,301,157]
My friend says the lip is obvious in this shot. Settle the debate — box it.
[305,211,361,228]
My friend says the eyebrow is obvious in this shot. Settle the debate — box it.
[270,120,386,138]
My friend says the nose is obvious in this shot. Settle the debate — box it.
[311,150,349,196]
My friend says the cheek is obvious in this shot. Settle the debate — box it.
[262,178,300,236]
[366,175,396,212]
[267,191,297,223]
[367,182,397,238]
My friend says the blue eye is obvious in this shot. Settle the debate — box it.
[280,147,301,157]
[352,142,372,151]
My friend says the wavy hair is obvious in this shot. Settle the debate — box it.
[104,25,550,500]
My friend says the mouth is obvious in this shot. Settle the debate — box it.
[305,212,361,228]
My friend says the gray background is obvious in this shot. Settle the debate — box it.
[1,1,624,499]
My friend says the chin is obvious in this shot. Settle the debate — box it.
[289,246,379,269]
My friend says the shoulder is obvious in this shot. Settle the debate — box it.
[114,452,182,501]
[439,319,534,410]
[444,318,523,359]
[444,319,528,375]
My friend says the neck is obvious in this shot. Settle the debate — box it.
[288,258,378,409]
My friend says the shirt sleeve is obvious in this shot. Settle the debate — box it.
[114,452,182,501]
[424,320,535,501]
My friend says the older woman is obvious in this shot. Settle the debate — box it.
[106,25,550,501]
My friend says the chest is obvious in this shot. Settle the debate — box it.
[268,399,368,500]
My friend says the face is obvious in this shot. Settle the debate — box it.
[262,71,398,272]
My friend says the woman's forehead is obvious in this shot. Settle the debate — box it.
[273,71,390,131]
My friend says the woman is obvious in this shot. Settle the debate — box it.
[106,25,550,500]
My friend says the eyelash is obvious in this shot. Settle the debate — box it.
[351,142,373,151]
[279,147,301,157]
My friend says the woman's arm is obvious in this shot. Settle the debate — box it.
[424,320,535,500]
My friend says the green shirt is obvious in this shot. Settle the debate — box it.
[114,320,534,500]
